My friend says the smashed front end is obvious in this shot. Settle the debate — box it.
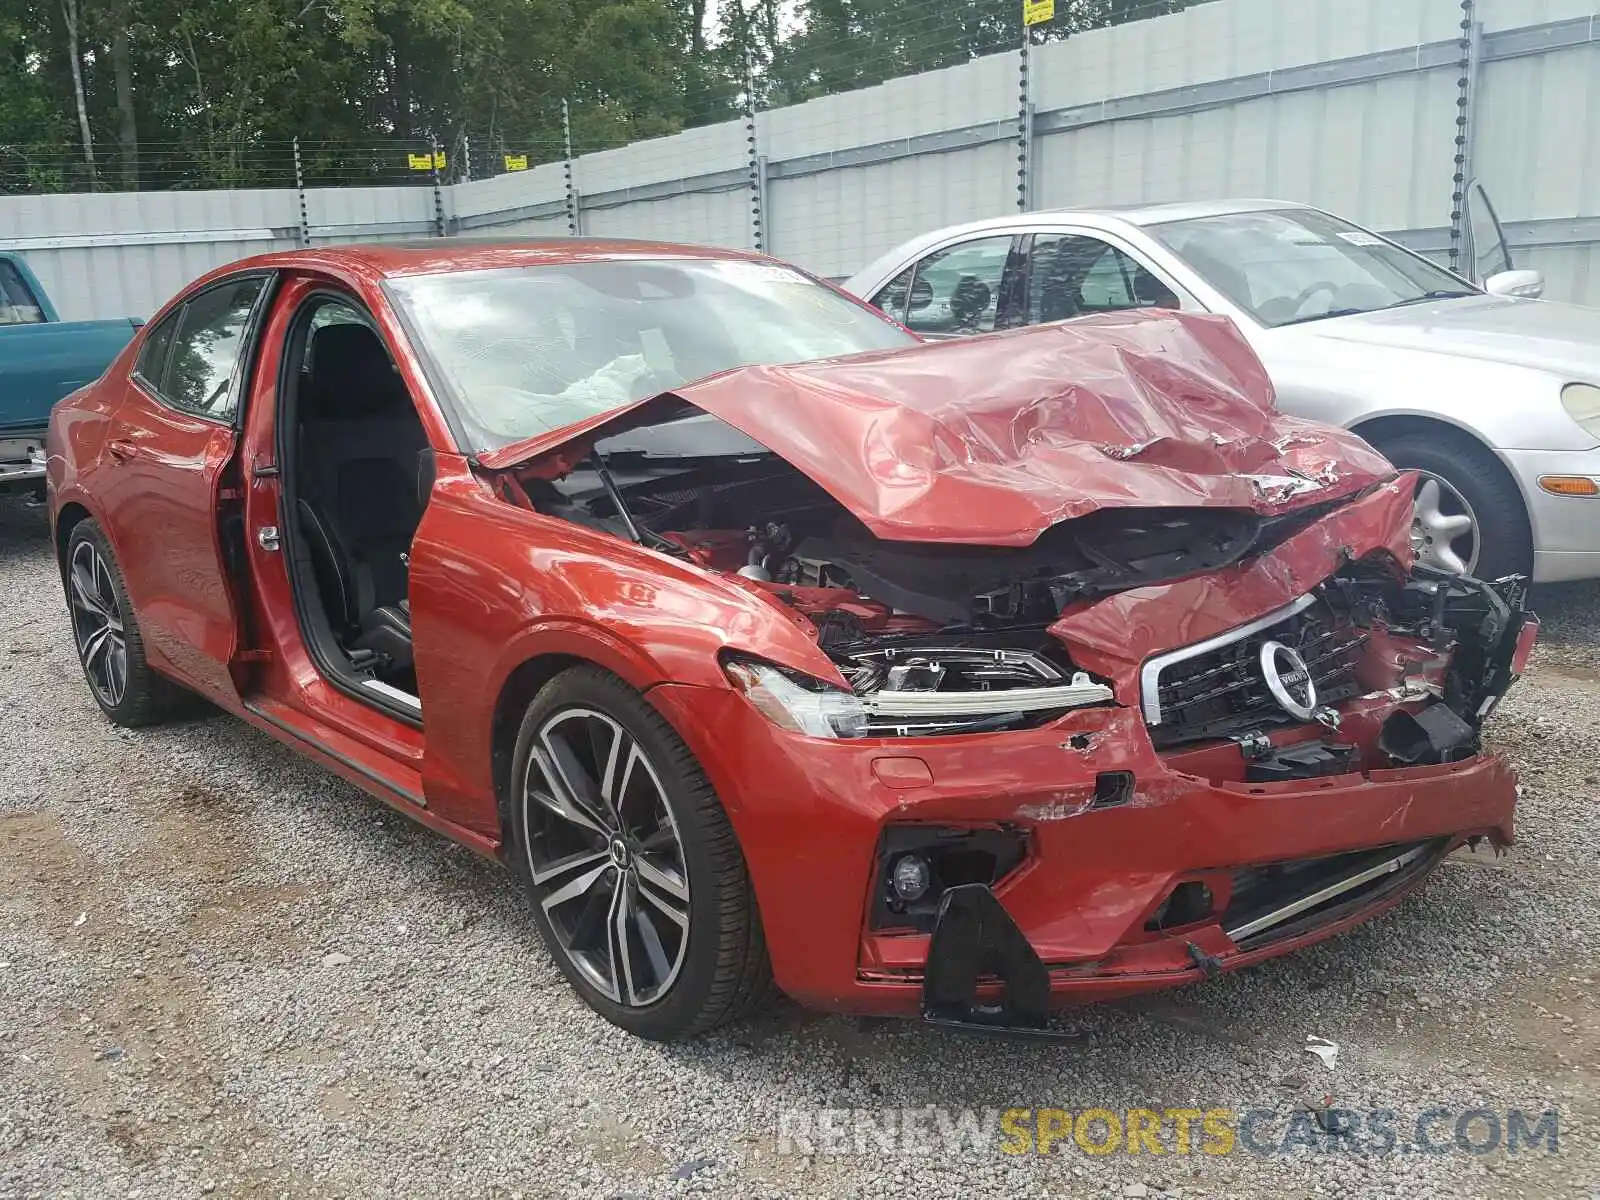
[489,312,1535,1030]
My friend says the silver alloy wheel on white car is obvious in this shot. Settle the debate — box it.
[521,707,691,1007]
[1410,473,1480,575]
[68,539,128,708]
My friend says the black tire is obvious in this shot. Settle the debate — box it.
[1372,429,1533,581]
[63,519,191,727]
[508,665,774,1040]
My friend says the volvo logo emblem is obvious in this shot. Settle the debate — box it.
[1258,640,1317,721]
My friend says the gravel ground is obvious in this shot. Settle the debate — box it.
[0,498,1595,1200]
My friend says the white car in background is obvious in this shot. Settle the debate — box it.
[843,195,1600,583]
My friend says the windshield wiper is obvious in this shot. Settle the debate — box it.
[1277,307,1368,326]
[1381,289,1478,309]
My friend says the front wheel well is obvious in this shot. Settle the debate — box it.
[1350,414,1533,577]
[1347,415,1527,507]
[1349,415,1493,462]
[490,654,588,849]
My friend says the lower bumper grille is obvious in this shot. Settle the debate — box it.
[1223,839,1448,947]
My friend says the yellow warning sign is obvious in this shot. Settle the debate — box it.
[504,154,529,172]
[408,151,446,171]
[1022,0,1054,25]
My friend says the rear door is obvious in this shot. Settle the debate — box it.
[94,273,272,707]
[867,235,1024,338]
[1013,230,1187,324]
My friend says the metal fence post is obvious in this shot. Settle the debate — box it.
[292,136,310,247]
[562,98,582,237]
[1448,0,1478,272]
[462,134,473,184]
[744,41,765,252]
[1017,25,1032,212]
[430,139,446,237]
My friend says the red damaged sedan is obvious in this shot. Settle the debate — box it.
[47,241,1536,1040]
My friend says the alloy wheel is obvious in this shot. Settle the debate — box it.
[522,708,691,1007]
[1410,473,1479,575]
[69,540,129,708]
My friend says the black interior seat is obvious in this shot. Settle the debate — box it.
[295,322,428,680]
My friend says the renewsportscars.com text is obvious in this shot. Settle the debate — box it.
[775,1106,1560,1158]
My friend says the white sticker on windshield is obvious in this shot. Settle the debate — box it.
[714,260,806,285]
[1337,231,1385,247]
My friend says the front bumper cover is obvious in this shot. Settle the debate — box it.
[918,839,1450,1038]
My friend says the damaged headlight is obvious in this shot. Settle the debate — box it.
[723,657,869,739]
[724,646,1117,740]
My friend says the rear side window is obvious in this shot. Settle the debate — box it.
[138,278,267,420]
[134,313,179,389]
[1024,234,1177,323]
[871,267,914,323]
[0,261,44,325]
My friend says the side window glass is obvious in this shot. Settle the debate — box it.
[133,312,180,390]
[1027,235,1175,323]
[872,266,913,323]
[0,261,44,325]
[906,237,1013,335]
[1079,247,1136,309]
[164,278,267,419]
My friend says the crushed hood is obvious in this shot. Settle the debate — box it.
[484,310,1396,547]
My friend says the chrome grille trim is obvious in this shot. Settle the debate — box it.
[1139,593,1319,727]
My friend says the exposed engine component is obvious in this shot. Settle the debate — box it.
[1377,702,1477,765]
[515,432,1532,755]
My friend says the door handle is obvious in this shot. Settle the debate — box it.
[106,439,137,462]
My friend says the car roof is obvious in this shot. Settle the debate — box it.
[230,237,771,280]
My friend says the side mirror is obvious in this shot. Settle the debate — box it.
[908,277,935,312]
[1483,269,1544,299]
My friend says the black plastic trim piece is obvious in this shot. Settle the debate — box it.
[920,884,1084,1041]
[244,700,425,807]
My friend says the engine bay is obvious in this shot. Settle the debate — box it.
[506,427,1534,755]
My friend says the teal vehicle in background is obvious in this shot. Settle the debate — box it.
[0,252,141,500]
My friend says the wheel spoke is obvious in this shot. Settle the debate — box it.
[539,859,613,916]
[632,898,675,987]
[611,741,655,830]
[610,874,638,1007]
[541,725,615,829]
[1415,478,1442,521]
[1426,512,1474,539]
[634,871,690,930]
[70,561,105,619]
[81,624,112,673]
[1432,543,1470,575]
[634,853,688,904]
[106,635,127,704]
[527,748,610,836]
[528,845,609,887]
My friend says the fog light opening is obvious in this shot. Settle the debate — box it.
[1144,880,1216,932]
[870,827,1029,932]
[891,854,931,902]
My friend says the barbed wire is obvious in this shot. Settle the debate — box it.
[3,0,1208,197]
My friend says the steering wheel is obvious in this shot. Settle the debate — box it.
[1287,280,1341,315]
